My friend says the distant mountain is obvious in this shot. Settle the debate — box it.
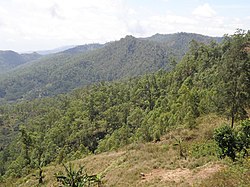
[20,52,42,62]
[0,33,223,102]
[145,32,222,58]
[35,45,76,55]
[0,51,41,74]
[146,32,222,43]
[61,43,103,55]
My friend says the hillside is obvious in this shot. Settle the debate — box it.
[0,33,222,102]
[0,30,249,186]
[0,51,41,74]
[61,43,103,55]
[146,32,222,58]
[2,115,250,187]
[34,45,76,55]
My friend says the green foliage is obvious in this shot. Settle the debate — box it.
[173,137,187,159]
[0,33,221,102]
[97,124,131,152]
[55,163,101,187]
[214,125,238,161]
[190,140,218,159]
[147,32,222,59]
[214,119,250,161]
[19,126,32,166]
[237,119,250,156]
[218,29,250,127]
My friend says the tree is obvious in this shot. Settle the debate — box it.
[219,30,250,128]
[19,126,32,166]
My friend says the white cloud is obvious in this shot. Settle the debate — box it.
[49,3,65,19]
[0,0,131,51]
[138,13,229,37]
[0,0,248,52]
[192,3,216,18]
[140,15,197,35]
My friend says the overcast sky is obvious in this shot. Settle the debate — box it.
[0,0,249,52]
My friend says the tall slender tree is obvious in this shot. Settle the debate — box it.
[219,30,250,127]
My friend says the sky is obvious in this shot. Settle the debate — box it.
[0,0,249,52]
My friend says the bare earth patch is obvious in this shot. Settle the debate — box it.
[141,163,224,185]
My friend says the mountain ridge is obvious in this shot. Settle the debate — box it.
[0,32,223,102]
[0,50,41,74]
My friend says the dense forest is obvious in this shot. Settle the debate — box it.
[0,33,221,102]
[0,30,249,184]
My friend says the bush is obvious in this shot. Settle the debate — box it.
[214,125,237,161]
[55,163,102,187]
[214,119,250,161]
[237,119,250,157]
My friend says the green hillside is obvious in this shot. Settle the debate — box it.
[0,51,41,74]
[61,43,103,55]
[5,116,250,187]
[146,32,222,58]
[0,33,221,102]
[0,30,249,186]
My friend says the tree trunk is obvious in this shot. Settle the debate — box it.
[231,113,234,128]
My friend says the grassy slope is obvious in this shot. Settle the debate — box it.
[2,114,250,187]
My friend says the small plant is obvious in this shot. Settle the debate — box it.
[173,136,187,159]
[55,163,102,187]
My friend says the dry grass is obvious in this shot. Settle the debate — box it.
[1,114,249,187]
[141,163,224,186]
[199,159,250,187]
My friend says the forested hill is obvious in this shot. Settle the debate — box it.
[0,51,41,74]
[0,31,249,182]
[61,43,103,55]
[146,32,222,58]
[0,33,221,102]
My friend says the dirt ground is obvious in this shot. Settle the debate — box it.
[141,163,224,185]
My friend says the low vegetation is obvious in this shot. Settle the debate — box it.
[214,119,250,161]
[55,163,101,187]
[1,115,250,186]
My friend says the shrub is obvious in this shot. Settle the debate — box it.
[214,119,250,161]
[214,125,237,161]
[237,119,250,157]
[55,163,102,187]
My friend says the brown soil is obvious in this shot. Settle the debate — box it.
[141,163,224,185]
